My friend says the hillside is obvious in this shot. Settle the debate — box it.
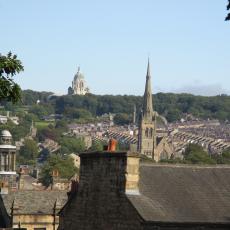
[1,90,230,122]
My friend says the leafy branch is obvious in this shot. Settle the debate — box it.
[0,52,24,103]
[226,0,230,21]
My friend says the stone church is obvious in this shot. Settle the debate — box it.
[138,60,173,162]
[68,67,89,95]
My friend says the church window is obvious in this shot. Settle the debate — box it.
[145,128,148,137]
[150,128,153,137]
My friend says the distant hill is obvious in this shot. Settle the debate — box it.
[2,90,230,122]
[53,92,230,122]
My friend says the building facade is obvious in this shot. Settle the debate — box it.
[0,130,17,194]
[68,67,89,95]
[0,190,67,230]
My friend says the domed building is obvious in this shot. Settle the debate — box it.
[68,67,90,95]
[0,130,17,194]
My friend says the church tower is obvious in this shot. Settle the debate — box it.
[138,59,156,158]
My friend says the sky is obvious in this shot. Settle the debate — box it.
[0,0,230,96]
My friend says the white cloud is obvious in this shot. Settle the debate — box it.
[168,83,229,96]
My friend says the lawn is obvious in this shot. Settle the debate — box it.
[35,121,55,129]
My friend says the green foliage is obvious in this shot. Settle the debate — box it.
[18,139,39,165]
[22,89,53,105]
[4,90,230,123]
[213,148,230,164]
[37,126,59,142]
[184,144,216,164]
[64,107,93,120]
[59,137,85,154]
[114,113,132,125]
[91,140,104,151]
[160,158,185,164]
[29,104,54,118]
[226,0,230,21]
[39,154,77,187]
[0,52,24,103]
[55,119,68,131]
[0,118,31,141]
[35,121,54,129]
[54,93,230,123]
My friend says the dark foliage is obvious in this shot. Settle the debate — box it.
[0,52,24,103]
[9,90,230,123]
[226,0,230,21]
[39,154,77,187]
[54,93,230,123]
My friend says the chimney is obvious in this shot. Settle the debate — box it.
[126,152,140,195]
[78,151,140,196]
[108,138,117,151]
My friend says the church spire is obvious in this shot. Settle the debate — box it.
[143,58,153,118]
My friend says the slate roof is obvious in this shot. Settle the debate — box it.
[1,190,68,215]
[127,164,230,223]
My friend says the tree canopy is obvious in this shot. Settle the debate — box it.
[0,52,24,103]
[18,139,39,165]
[39,154,77,187]
[184,144,216,164]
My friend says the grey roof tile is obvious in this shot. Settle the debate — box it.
[128,164,230,223]
[1,190,67,215]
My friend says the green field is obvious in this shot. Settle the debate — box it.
[35,121,55,128]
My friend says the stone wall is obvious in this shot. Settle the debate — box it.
[12,214,59,230]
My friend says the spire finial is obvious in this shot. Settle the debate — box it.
[147,57,150,77]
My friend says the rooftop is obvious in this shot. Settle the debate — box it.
[128,163,230,223]
[1,190,68,215]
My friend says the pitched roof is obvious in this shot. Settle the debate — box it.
[127,164,230,223]
[1,190,67,215]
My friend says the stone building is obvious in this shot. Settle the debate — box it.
[0,130,17,194]
[0,190,67,230]
[138,61,173,161]
[58,151,230,230]
[68,67,89,95]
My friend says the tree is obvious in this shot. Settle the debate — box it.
[0,52,24,103]
[91,140,104,151]
[213,148,230,164]
[60,137,85,154]
[37,126,59,142]
[184,144,216,164]
[39,154,77,187]
[226,0,230,21]
[114,113,132,125]
[18,139,39,164]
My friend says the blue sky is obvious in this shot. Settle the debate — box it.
[0,0,229,96]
